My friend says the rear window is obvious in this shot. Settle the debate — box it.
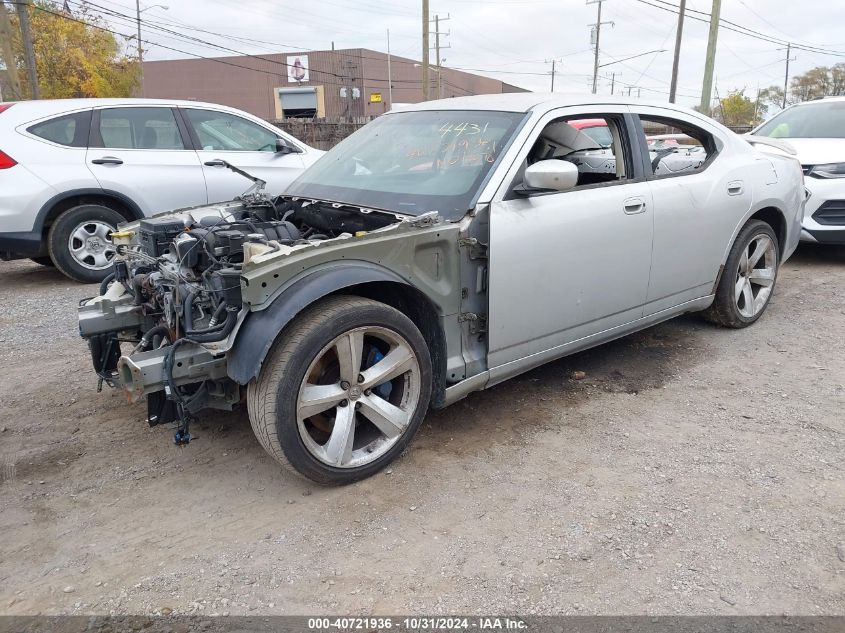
[28,111,91,148]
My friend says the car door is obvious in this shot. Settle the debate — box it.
[486,108,654,373]
[87,106,207,215]
[181,107,306,201]
[634,108,753,314]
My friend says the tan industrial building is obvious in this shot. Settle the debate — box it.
[142,48,526,120]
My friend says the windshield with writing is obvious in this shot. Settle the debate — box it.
[285,110,526,218]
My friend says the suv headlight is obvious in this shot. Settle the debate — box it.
[808,163,845,178]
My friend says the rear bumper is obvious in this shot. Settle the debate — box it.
[0,231,43,259]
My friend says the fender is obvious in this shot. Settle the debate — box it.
[227,263,410,385]
[720,200,790,266]
[33,188,145,232]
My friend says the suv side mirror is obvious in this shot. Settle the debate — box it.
[274,138,299,154]
[522,159,579,193]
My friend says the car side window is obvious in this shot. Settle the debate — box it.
[184,109,282,152]
[638,115,717,178]
[28,111,91,148]
[97,107,186,150]
[522,114,632,189]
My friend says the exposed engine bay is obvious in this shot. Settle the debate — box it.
[78,174,404,444]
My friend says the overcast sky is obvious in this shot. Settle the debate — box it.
[90,0,845,111]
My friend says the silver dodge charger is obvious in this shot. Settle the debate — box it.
[78,94,805,484]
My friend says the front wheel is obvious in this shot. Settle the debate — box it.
[247,296,433,484]
[703,219,780,328]
[47,204,123,283]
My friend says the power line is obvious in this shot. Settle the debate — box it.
[636,0,845,58]
[16,0,504,100]
[82,0,501,87]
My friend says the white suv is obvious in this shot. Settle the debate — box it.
[0,98,322,282]
[753,97,845,246]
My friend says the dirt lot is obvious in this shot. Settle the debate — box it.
[0,245,843,617]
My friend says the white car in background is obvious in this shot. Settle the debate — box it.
[0,98,322,282]
[752,97,845,245]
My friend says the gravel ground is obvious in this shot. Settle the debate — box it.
[0,245,843,616]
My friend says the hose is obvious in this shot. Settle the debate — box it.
[99,272,116,296]
[207,302,227,328]
[182,289,199,331]
[182,289,236,340]
[185,309,237,342]
[132,324,170,354]
[163,338,187,403]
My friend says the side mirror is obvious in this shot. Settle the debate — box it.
[274,138,297,154]
[523,159,579,193]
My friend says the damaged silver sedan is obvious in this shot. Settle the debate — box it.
[78,95,805,484]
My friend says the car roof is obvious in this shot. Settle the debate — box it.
[0,98,255,123]
[788,96,845,106]
[395,93,699,116]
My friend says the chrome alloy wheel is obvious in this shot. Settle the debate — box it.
[296,326,422,469]
[735,233,777,318]
[68,220,117,270]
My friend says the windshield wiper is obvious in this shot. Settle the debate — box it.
[204,159,267,199]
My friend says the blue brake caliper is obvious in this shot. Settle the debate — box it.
[365,347,393,400]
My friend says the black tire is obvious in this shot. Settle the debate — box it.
[29,256,54,267]
[703,219,780,328]
[47,204,123,283]
[247,295,433,485]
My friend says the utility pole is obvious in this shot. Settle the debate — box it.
[0,1,22,100]
[699,0,721,114]
[432,13,450,99]
[18,0,39,99]
[668,0,686,103]
[386,29,393,109]
[590,0,602,94]
[782,42,794,109]
[587,0,613,94]
[421,0,430,101]
[136,0,144,96]
[341,58,359,118]
[610,71,616,95]
[545,58,561,92]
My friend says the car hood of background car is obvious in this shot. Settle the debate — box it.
[774,138,845,165]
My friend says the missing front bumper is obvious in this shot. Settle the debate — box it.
[117,344,228,402]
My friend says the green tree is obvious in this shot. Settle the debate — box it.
[715,89,757,127]
[7,1,139,99]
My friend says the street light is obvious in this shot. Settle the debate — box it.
[135,2,169,96]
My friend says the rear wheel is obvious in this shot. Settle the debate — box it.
[703,219,779,328]
[247,296,432,484]
[47,204,123,283]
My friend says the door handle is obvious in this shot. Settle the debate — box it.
[91,156,123,165]
[623,197,646,215]
[204,159,226,167]
[727,180,744,195]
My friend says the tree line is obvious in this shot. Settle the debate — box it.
[0,0,138,100]
[712,63,845,128]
